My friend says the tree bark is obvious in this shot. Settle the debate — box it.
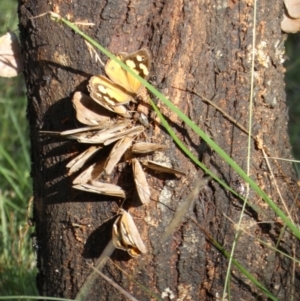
[18,0,299,300]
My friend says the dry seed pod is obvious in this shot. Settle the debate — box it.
[72,92,113,126]
[73,181,126,198]
[66,146,102,175]
[60,123,111,136]
[75,122,130,144]
[112,208,147,257]
[39,128,93,137]
[104,136,134,175]
[142,160,186,176]
[72,160,105,185]
[131,142,168,154]
[103,125,144,146]
[40,122,141,146]
[39,122,113,138]
[132,158,150,204]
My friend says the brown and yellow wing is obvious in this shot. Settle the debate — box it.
[88,75,131,117]
[105,48,151,94]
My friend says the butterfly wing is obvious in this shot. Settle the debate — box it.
[105,48,151,94]
[104,54,132,92]
[88,48,151,115]
[88,75,131,117]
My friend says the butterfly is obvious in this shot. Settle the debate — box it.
[88,48,151,116]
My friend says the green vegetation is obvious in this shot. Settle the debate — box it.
[285,33,300,176]
[0,0,37,298]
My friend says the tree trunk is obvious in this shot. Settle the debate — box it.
[18,0,299,300]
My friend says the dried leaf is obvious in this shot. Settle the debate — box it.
[0,32,23,77]
[73,180,126,198]
[53,121,129,143]
[131,142,168,154]
[112,209,147,257]
[132,158,150,204]
[40,123,112,137]
[281,12,300,33]
[77,122,131,144]
[284,0,300,19]
[66,146,102,175]
[142,160,186,176]
[104,136,133,175]
[72,160,105,184]
[103,125,144,145]
[72,92,113,126]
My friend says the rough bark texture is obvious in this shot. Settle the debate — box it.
[18,0,300,300]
